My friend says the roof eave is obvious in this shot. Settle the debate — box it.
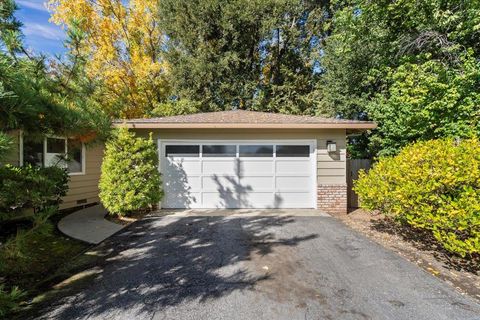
[113,122,377,130]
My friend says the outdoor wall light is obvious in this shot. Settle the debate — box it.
[327,140,337,153]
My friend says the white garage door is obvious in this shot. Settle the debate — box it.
[160,140,316,209]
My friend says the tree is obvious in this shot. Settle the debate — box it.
[0,1,109,139]
[158,0,331,114]
[321,0,480,156]
[48,0,170,118]
[368,53,480,156]
[99,128,163,216]
[321,0,480,119]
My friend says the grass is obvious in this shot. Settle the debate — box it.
[0,213,90,317]
[0,229,88,290]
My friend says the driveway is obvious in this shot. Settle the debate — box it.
[37,211,480,320]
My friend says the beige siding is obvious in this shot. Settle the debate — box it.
[135,128,347,186]
[1,131,104,210]
[60,144,104,209]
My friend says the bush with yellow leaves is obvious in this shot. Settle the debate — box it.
[354,138,480,257]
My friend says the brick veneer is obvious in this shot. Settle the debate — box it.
[317,184,347,214]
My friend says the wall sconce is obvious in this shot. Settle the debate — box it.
[327,140,337,153]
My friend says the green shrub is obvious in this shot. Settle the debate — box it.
[99,128,163,216]
[0,132,12,162]
[0,285,24,318]
[354,138,480,257]
[0,165,69,220]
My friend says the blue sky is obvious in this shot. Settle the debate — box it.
[16,0,66,55]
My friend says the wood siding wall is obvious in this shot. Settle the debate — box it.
[60,144,103,209]
[3,131,104,210]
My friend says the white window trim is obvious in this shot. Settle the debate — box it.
[20,132,86,176]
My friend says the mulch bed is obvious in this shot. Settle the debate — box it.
[336,209,480,302]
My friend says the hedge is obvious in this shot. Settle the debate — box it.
[354,138,480,257]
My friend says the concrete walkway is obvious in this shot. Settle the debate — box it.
[58,204,124,244]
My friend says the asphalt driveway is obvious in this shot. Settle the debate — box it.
[37,211,480,320]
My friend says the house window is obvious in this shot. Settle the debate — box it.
[239,145,273,157]
[22,134,85,175]
[23,137,44,167]
[166,145,200,157]
[276,145,310,157]
[202,145,236,157]
[67,139,84,173]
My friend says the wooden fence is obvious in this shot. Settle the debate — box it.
[347,159,372,208]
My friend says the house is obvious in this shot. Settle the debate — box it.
[5,110,376,214]
[4,130,104,210]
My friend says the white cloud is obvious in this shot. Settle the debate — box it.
[23,22,65,40]
[16,0,48,12]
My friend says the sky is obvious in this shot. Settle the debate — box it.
[16,0,66,56]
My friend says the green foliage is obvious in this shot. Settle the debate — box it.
[0,285,24,318]
[354,138,480,256]
[0,165,69,220]
[148,99,201,117]
[0,2,110,140]
[0,0,24,55]
[367,53,480,156]
[99,128,163,216]
[322,0,480,156]
[0,221,86,318]
[159,0,329,114]
[0,132,12,161]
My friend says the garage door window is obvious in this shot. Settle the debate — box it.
[276,145,310,157]
[202,145,236,157]
[239,145,273,157]
[166,145,199,157]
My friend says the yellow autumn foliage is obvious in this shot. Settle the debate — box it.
[354,138,480,257]
[48,0,169,118]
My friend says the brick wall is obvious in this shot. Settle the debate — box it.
[317,184,347,214]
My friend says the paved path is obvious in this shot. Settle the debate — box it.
[58,204,124,244]
[41,212,480,320]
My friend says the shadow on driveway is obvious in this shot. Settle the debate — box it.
[35,214,317,319]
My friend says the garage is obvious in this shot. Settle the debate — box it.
[117,110,376,213]
[160,140,316,209]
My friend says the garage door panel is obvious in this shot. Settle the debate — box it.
[164,191,201,208]
[202,160,237,175]
[240,176,274,191]
[239,160,274,175]
[274,192,312,208]
[243,193,275,208]
[276,176,311,191]
[165,159,201,175]
[276,160,311,175]
[164,175,201,191]
[202,175,238,191]
[202,192,250,208]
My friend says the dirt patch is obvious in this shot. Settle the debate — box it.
[336,209,480,301]
[104,211,149,225]
[248,242,328,308]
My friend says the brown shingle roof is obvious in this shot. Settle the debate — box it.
[114,110,376,130]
